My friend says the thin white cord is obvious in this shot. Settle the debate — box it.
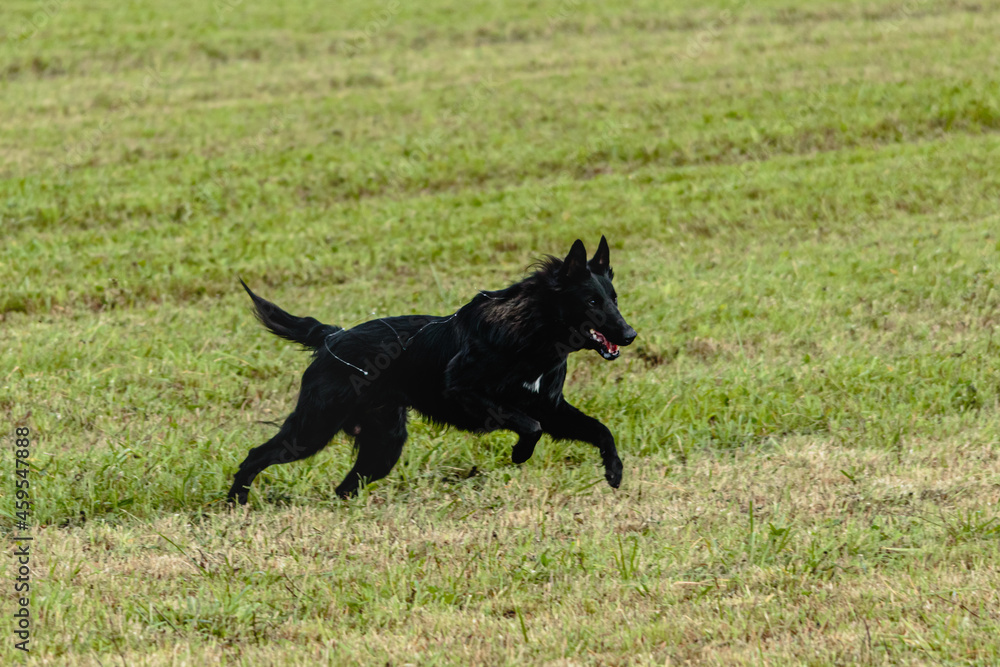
[323,329,369,376]
[325,313,458,372]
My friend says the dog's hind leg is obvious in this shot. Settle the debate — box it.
[335,404,408,498]
[228,410,343,505]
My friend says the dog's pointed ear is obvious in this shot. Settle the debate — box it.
[559,239,589,281]
[588,235,612,277]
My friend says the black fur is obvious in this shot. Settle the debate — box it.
[228,236,637,504]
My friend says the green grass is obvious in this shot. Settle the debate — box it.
[3,0,1000,663]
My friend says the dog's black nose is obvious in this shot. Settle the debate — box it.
[622,326,637,345]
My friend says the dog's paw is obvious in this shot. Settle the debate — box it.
[226,484,250,506]
[227,493,248,506]
[604,456,623,488]
[511,441,536,464]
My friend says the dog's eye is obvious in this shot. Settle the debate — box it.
[588,297,598,306]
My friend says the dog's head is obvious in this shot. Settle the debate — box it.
[556,236,637,360]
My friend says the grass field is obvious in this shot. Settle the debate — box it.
[3,0,1000,663]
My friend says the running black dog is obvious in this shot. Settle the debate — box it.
[228,236,636,504]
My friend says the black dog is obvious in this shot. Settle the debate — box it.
[228,236,636,504]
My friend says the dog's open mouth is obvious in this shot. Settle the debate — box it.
[589,328,620,360]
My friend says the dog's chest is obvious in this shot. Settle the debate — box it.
[521,374,543,393]
[505,358,567,401]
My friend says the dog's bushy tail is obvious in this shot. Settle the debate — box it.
[240,279,341,349]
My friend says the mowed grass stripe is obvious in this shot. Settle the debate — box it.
[3,129,998,315]
[3,0,999,177]
[5,0,992,79]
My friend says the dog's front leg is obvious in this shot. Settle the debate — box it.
[538,401,623,488]
[445,386,543,454]
[443,350,543,460]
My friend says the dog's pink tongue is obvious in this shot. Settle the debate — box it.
[594,329,619,354]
